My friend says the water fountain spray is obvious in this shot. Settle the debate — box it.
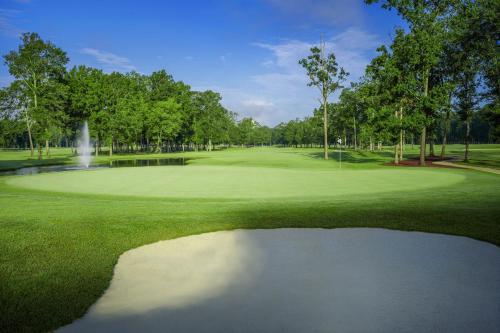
[78,121,92,168]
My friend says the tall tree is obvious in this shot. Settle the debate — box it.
[67,66,106,153]
[192,91,232,151]
[3,32,68,157]
[449,0,497,160]
[300,38,348,160]
[366,0,452,165]
[146,98,182,153]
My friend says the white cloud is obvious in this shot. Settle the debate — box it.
[80,48,136,72]
[219,52,232,63]
[184,55,194,61]
[253,27,381,82]
[0,8,23,38]
[210,27,381,126]
[192,85,281,125]
[241,99,274,108]
[261,60,274,68]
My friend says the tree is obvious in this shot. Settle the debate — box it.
[0,86,27,147]
[476,0,500,142]
[238,118,256,146]
[448,0,495,161]
[192,91,232,151]
[36,79,68,156]
[3,32,68,158]
[67,66,106,153]
[299,38,348,159]
[146,98,182,153]
[366,0,453,165]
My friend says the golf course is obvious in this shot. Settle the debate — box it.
[1,0,499,331]
[1,145,500,332]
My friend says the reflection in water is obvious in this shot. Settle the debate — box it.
[59,228,500,333]
[108,158,187,168]
[1,158,188,176]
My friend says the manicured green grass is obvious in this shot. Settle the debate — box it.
[1,146,499,332]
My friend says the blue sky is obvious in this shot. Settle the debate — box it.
[0,0,404,125]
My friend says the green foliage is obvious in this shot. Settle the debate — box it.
[192,91,233,148]
[299,46,348,94]
[147,98,182,151]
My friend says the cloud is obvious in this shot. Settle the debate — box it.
[184,56,194,61]
[0,8,23,38]
[219,52,232,63]
[241,99,274,108]
[261,60,274,68]
[80,48,136,72]
[253,28,381,81]
[210,27,381,125]
[192,85,281,125]
[264,0,364,26]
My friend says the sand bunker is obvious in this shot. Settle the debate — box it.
[59,228,500,332]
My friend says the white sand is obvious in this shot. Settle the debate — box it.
[59,228,500,332]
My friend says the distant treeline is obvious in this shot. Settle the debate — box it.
[1,0,499,160]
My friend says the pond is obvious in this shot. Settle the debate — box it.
[1,158,189,176]
[59,228,500,333]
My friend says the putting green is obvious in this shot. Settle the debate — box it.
[6,165,465,199]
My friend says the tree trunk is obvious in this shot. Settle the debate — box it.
[45,140,50,156]
[26,117,34,157]
[419,70,429,166]
[37,144,42,160]
[399,107,403,161]
[322,95,328,160]
[394,108,399,164]
[440,125,448,160]
[157,135,162,153]
[353,117,357,150]
[429,135,435,157]
[95,139,99,157]
[440,105,451,160]
[464,117,471,162]
[419,127,426,166]
[394,142,399,165]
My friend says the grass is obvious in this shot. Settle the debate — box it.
[1,145,499,332]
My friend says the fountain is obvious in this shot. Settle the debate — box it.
[78,121,92,168]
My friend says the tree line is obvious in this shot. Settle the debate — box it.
[0,0,498,164]
[294,0,498,163]
[0,33,274,158]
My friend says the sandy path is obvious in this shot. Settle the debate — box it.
[433,160,500,175]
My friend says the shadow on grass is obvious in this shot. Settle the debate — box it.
[304,149,393,164]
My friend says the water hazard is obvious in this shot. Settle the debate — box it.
[1,158,189,176]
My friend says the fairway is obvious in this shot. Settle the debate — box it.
[1,147,500,333]
[7,165,465,199]
[2,2,499,331]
